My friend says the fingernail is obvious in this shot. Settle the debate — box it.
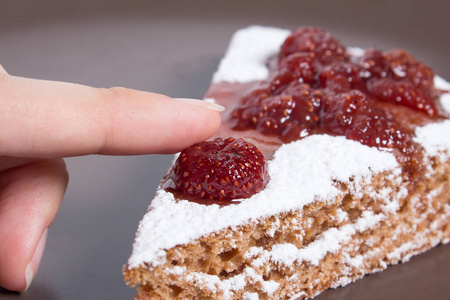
[24,264,33,292]
[175,98,225,112]
[23,229,48,292]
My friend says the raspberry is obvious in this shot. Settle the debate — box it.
[384,49,434,85]
[319,61,365,92]
[278,53,317,84]
[268,71,297,95]
[173,137,269,201]
[237,71,297,107]
[367,79,439,116]
[321,90,412,152]
[279,27,349,65]
[232,83,323,142]
[361,49,440,116]
[359,48,387,78]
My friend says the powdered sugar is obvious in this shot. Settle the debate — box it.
[243,292,259,300]
[212,26,290,83]
[128,135,398,268]
[414,120,450,160]
[261,280,280,296]
[435,75,450,114]
[167,265,280,299]
[267,211,384,267]
[412,76,450,160]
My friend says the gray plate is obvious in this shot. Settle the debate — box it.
[0,1,449,299]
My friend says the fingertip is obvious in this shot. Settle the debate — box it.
[22,228,48,292]
[174,98,225,112]
[164,97,223,151]
[94,89,223,154]
[0,159,66,292]
[0,228,48,292]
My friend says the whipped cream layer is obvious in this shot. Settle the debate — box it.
[128,26,450,269]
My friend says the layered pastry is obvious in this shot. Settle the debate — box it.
[123,26,450,299]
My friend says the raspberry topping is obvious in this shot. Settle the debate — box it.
[319,61,365,92]
[278,53,317,84]
[172,137,269,201]
[232,82,323,143]
[362,49,440,116]
[231,27,446,153]
[321,90,413,151]
[279,27,349,65]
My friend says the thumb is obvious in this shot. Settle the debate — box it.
[0,70,223,158]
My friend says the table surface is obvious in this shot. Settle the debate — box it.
[0,1,449,299]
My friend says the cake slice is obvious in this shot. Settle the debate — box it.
[123,26,450,299]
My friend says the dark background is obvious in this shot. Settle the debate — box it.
[0,0,449,299]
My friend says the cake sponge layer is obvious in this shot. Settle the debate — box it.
[124,153,450,299]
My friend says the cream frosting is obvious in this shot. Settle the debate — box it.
[127,26,450,271]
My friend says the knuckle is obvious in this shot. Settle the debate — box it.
[107,86,138,99]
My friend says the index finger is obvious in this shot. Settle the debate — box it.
[0,71,223,158]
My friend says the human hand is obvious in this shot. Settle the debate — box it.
[0,64,223,292]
